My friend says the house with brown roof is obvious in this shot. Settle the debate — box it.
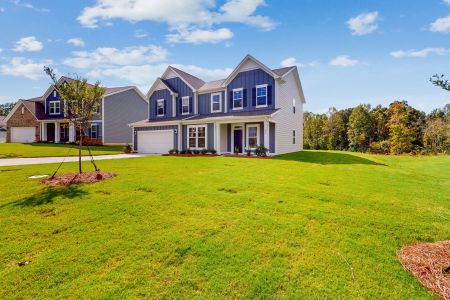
[130,54,306,155]
[4,77,148,144]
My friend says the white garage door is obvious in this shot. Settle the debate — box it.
[137,130,174,154]
[11,127,36,143]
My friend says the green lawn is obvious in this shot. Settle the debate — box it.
[0,143,123,158]
[0,151,449,299]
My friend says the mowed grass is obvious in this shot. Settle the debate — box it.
[0,143,123,158]
[0,151,449,299]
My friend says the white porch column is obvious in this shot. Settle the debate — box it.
[172,95,176,117]
[215,122,221,153]
[54,122,60,143]
[177,124,182,151]
[264,120,270,152]
[69,123,75,143]
[40,123,46,142]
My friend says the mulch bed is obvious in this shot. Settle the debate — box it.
[163,154,219,157]
[222,154,272,159]
[40,171,116,186]
[399,240,450,299]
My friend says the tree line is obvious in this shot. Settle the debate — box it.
[303,101,450,154]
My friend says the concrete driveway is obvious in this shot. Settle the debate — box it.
[0,153,155,167]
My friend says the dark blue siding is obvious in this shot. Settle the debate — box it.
[45,88,64,119]
[134,125,178,151]
[165,77,194,117]
[149,89,172,120]
[226,69,275,112]
[207,123,214,149]
[198,91,225,114]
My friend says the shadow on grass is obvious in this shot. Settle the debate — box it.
[0,185,88,208]
[274,151,385,166]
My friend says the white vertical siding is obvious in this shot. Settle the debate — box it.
[272,71,304,154]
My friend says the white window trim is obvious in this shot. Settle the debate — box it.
[156,99,165,117]
[49,100,61,115]
[232,88,244,110]
[211,92,222,113]
[246,124,260,150]
[187,124,207,150]
[91,124,98,139]
[256,84,268,108]
[181,96,190,115]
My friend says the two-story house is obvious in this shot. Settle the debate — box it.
[130,55,306,155]
[5,77,148,145]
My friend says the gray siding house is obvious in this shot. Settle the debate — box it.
[4,77,148,145]
[130,55,306,155]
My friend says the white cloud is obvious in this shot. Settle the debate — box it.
[444,0,450,5]
[167,28,233,44]
[63,45,168,69]
[77,0,275,44]
[347,11,379,35]
[430,13,450,33]
[172,64,232,81]
[67,38,85,47]
[11,0,49,12]
[390,48,449,58]
[134,29,148,38]
[329,55,359,67]
[0,57,52,80]
[0,7,5,12]
[280,57,297,67]
[13,36,43,52]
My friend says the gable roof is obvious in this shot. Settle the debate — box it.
[146,77,178,99]
[272,66,296,77]
[170,67,205,90]
[3,99,46,123]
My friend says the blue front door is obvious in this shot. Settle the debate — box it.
[233,129,242,153]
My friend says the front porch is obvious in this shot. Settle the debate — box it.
[40,121,76,143]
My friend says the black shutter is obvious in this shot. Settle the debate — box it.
[178,98,181,116]
[88,127,91,138]
[164,99,167,116]
[267,85,273,106]
[154,99,157,117]
[243,89,247,107]
[252,87,256,106]
[229,91,233,109]
[190,96,193,114]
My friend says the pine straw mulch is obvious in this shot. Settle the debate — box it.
[399,241,450,299]
[40,171,116,186]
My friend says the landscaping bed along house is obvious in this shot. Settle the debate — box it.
[164,145,271,158]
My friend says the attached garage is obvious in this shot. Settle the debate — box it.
[137,130,174,154]
[10,127,36,143]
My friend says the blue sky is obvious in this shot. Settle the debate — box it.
[0,0,449,113]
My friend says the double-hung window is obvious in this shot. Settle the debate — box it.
[188,125,207,149]
[157,99,165,116]
[246,124,259,150]
[91,124,98,139]
[233,88,243,110]
[211,93,222,113]
[256,84,268,107]
[182,96,190,115]
[49,101,61,115]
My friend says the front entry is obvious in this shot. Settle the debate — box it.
[233,129,243,153]
[46,123,55,142]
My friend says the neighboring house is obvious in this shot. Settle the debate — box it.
[4,77,148,144]
[0,116,6,143]
[130,55,306,155]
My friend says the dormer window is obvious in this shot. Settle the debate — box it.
[232,88,243,110]
[256,84,268,107]
[211,92,222,113]
[49,101,61,115]
[181,96,190,115]
[157,99,165,116]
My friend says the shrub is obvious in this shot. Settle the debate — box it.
[123,144,132,153]
[186,149,192,154]
[369,141,390,154]
[246,149,252,156]
[168,149,178,154]
[255,145,268,156]
[180,149,186,154]
[234,146,240,154]
[193,149,200,155]
[201,148,208,155]
[209,149,217,154]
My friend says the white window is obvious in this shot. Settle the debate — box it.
[182,96,190,115]
[53,91,57,97]
[60,125,68,140]
[293,98,296,114]
[256,84,268,107]
[293,130,296,144]
[157,99,164,116]
[91,124,98,139]
[187,125,207,149]
[21,107,25,114]
[233,88,243,110]
[246,124,259,150]
[49,101,61,114]
[211,93,222,113]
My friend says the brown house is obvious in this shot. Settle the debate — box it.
[5,98,45,143]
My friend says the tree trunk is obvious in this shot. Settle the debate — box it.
[79,126,83,174]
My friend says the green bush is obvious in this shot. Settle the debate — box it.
[246,149,252,156]
[255,145,268,157]
[123,144,132,153]
[185,149,192,154]
[209,149,217,154]
[168,149,178,154]
[201,149,208,155]
[369,141,390,154]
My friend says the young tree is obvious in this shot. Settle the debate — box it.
[347,105,373,152]
[44,67,106,174]
[303,112,327,149]
[386,101,416,154]
[423,118,450,153]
